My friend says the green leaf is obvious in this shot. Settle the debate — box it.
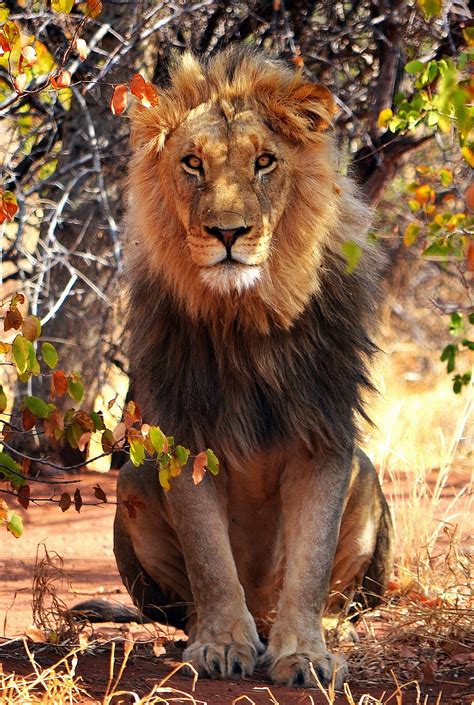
[405,60,424,74]
[440,344,457,374]
[0,385,6,414]
[341,240,362,274]
[90,411,105,431]
[423,242,450,257]
[0,452,24,489]
[175,445,190,467]
[461,339,474,351]
[41,342,58,370]
[27,343,40,375]
[7,511,23,538]
[206,449,219,476]
[440,169,453,187]
[149,426,167,454]
[417,0,443,20]
[24,395,53,419]
[12,335,29,375]
[449,312,463,336]
[67,372,84,403]
[130,439,145,467]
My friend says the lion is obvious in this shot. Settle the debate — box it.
[110,47,394,688]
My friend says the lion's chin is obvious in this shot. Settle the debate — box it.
[199,263,262,294]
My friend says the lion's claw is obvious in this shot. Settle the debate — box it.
[183,641,259,679]
[266,651,348,689]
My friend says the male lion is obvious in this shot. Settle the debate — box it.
[114,47,393,688]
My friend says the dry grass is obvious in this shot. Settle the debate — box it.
[0,637,463,704]
[0,638,203,704]
[31,544,84,643]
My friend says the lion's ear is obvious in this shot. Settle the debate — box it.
[290,82,336,132]
[129,105,167,153]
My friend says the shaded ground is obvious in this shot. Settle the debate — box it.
[0,469,472,704]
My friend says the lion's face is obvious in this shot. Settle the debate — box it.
[162,103,291,294]
[128,50,367,329]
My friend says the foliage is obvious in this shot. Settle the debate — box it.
[0,1,472,536]
[0,294,219,538]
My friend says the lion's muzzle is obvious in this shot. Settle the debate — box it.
[204,224,253,260]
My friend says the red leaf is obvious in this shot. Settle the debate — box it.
[50,70,71,89]
[101,429,114,453]
[17,484,30,510]
[192,451,207,485]
[464,182,474,211]
[1,191,19,222]
[22,408,37,431]
[110,84,128,115]
[107,394,118,410]
[93,484,107,503]
[86,0,102,18]
[77,432,91,452]
[44,409,64,443]
[59,492,71,512]
[466,240,474,273]
[74,488,83,513]
[52,370,68,398]
[124,400,141,429]
[4,308,22,332]
[122,494,146,518]
[130,73,146,98]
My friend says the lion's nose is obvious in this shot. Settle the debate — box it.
[204,225,251,249]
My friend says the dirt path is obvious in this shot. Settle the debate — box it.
[0,469,471,704]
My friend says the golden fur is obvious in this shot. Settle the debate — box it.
[111,48,393,688]
[126,49,374,334]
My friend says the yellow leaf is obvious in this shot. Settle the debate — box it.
[404,222,421,247]
[377,108,393,129]
[461,146,474,168]
[51,0,74,13]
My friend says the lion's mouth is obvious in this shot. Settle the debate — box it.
[199,261,262,293]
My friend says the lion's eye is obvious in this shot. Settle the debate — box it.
[182,155,203,174]
[255,153,276,172]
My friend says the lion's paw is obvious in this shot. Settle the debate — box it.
[183,641,260,680]
[265,651,348,689]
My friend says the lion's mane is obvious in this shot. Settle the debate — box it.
[125,47,382,463]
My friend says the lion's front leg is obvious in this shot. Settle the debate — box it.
[264,451,351,689]
[166,470,263,679]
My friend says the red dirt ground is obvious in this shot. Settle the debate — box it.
[0,469,472,704]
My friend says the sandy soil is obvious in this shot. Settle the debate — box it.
[0,469,471,704]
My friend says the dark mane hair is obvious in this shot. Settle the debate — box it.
[125,47,383,464]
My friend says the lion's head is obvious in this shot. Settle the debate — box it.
[127,48,372,331]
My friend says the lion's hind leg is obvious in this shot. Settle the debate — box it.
[328,449,394,618]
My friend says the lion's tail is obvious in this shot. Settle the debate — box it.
[69,598,151,624]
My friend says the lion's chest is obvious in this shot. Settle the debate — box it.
[222,451,286,625]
